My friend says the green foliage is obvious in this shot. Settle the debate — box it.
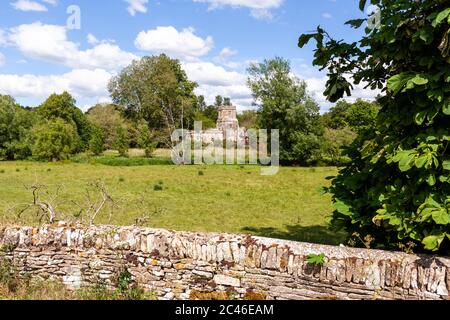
[114,127,129,157]
[31,118,78,161]
[136,121,157,158]
[247,57,324,165]
[237,110,259,129]
[86,104,130,150]
[89,125,105,156]
[306,253,326,265]
[193,110,216,129]
[300,0,450,253]
[108,54,198,142]
[117,270,132,293]
[320,127,357,166]
[37,92,91,152]
[0,95,36,160]
[323,99,380,134]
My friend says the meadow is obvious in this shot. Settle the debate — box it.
[0,151,343,245]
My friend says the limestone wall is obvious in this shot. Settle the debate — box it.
[0,224,449,300]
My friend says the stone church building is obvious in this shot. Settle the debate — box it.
[191,104,247,144]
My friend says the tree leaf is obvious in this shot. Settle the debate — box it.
[410,75,429,86]
[333,200,352,216]
[432,209,450,225]
[359,0,367,11]
[422,234,445,251]
[415,111,427,125]
[432,8,450,27]
[387,73,413,95]
[443,160,450,171]
[345,19,365,29]
[443,100,450,115]
[298,34,316,48]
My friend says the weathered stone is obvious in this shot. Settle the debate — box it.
[1,224,449,301]
[213,275,240,287]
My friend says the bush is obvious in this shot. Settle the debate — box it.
[31,118,79,162]
[114,127,129,158]
[89,125,105,156]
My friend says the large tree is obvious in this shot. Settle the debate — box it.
[300,0,450,252]
[247,57,324,165]
[108,54,198,146]
[0,95,36,160]
[37,92,90,151]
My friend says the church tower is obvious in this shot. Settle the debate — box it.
[216,105,239,132]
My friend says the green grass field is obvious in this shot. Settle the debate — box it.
[0,156,343,245]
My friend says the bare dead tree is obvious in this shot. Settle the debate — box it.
[133,194,165,227]
[71,180,116,226]
[12,183,62,224]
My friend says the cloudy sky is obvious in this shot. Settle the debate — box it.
[0,0,378,112]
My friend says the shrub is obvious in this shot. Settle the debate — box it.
[89,125,105,156]
[114,127,129,158]
[31,118,79,162]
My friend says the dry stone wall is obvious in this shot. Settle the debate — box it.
[0,224,449,300]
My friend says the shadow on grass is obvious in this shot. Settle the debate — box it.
[242,225,347,246]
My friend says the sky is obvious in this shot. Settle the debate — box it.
[0,0,379,112]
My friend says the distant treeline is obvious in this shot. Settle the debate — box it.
[0,54,379,165]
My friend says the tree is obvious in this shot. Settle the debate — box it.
[323,99,379,134]
[114,127,129,157]
[108,54,198,146]
[237,110,259,129]
[87,104,129,149]
[345,99,380,134]
[193,110,216,129]
[247,57,324,165]
[31,118,78,161]
[137,120,156,158]
[215,95,223,107]
[322,100,352,130]
[299,0,450,253]
[195,95,207,112]
[0,95,36,160]
[203,105,219,124]
[89,125,105,156]
[37,92,90,152]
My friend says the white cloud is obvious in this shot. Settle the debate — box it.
[183,61,246,86]
[135,26,214,60]
[87,33,99,45]
[0,68,112,100]
[4,22,137,71]
[125,0,149,16]
[41,0,58,5]
[322,12,332,19]
[193,0,283,10]
[303,76,381,113]
[193,0,283,20]
[213,47,241,68]
[182,61,252,110]
[11,0,48,12]
[0,53,5,67]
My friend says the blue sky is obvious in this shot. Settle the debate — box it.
[0,0,377,112]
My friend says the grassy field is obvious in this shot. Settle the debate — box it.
[0,155,343,245]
